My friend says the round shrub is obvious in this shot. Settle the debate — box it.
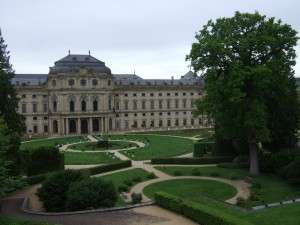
[123,179,134,186]
[37,170,89,212]
[146,172,156,179]
[118,184,129,193]
[173,170,182,176]
[131,192,143,204]
[191,168,201,176]
[236,197,249,208]
[133,176,142,182]
[66,178,117,211]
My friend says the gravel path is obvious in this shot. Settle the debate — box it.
[0,134,250,225]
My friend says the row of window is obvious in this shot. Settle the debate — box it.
[51,79,111,87]
[116,92,200,97]
[21,99,195,113]
[21,94,47,99]
[117,111,190,117]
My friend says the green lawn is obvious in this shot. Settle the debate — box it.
[115,135,193,160]
[64,152,121,165]
[143,179,237,201]
[155,165,249,180]
[0,215,60,225]
[20,136,88,150]
[134,128,214,138]
[67,141,138,151]
[99,168,157,206]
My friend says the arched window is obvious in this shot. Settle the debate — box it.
[53,120,58,133]
[93,100,98,111]
[70,100,75,112]
[68,79,75,86]
[52,80,56,86]
[81,100,87,112]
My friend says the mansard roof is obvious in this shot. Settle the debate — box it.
[12,74,48,86]
[49,54,111,74]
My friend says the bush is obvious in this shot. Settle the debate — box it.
[210,171,220,177]
[131,192,143,204]
[36,170,89,212]
[191,168,201,176]
[236,197,249,208]
[66,178,117,211]
[155,192,253,225]
[118,184,129,193]
[173,170,182,176]
[151,157,234,165]
[123,179,133,186]
[24,146,64,176]
[132,176,142,182]
[23,174,47,185]
[217,162,237,168]
[146,172,156,179]
[194,141,214,157]
[280,153,300,187]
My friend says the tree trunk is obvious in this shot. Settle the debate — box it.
[249,142,260,176]
[247,127,260,176]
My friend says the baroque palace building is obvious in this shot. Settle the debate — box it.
[12,53,206,136]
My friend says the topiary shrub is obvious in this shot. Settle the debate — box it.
[118,184,129,193]
[132,176,142,182]
[36,169,89,212]
[146,172,156,179]
[191,168,201,176]
[66,178,117,211]
[131,192,143,204]
[123,179,133,186]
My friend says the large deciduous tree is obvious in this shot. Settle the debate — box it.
[0,29,25,135]
[187,11,299,176]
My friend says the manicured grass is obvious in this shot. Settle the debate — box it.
[67,141,138,151]
[155,166,299,206]
[0,215,60,225]
[20,136,88,150]
[134,128,214,138]
[64,152,121,165]
[115,135,193,160]
[100,168,157,206]
[143,179,237,201]
[155,165,249,180]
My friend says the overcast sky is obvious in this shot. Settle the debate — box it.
[1,0,300,79]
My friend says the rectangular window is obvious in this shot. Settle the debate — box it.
[159,93,162,96]
[22,103,26,113]
[44,116,48,120]
[53,101,57,112]
[167,93,170,96]
[133,93,137,97]
[175,93,178,96]
[150,120,154,127]
[150,93,154,97]
[115,121,120,129]
[125,121,129,129]
[167,120,171,126]
[44,125,48,133]
[133,101,137,110]
[167,100,170,109]
[43,95,47,98]
[32,95,37,99]
[115,101,120,110]
[142,93,145,97]
[142,100,146,109]
[22,95,26,99]
[141,121,146,128]
[124,101,128,110]
[182,100,186,108]
[191,100,195,108]
[159,120,163,127]
[190,93,194,96]
[124,93,128,97]
[191,119,194,125]
[32,103,37,113]
[43,103,48,112]
[183,119,187,126]
[33,125,38,133]
[108,100,112,110]
[175,119,179,126]
[159,100,163,109]
[183,93,186,96]
[175,100,179,108]
[150,100,154,109]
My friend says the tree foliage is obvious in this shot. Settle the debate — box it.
[36,170,89,212]
[187,11,299,176]
[66,178,117,211]
[0,29,25,135]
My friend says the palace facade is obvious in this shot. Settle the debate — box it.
[12,53,205,136]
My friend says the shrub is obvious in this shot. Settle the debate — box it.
[24,146,64,176]
[227,173,239,180]
[210,171,220,177]
[118,184,129,193]
[155,192,253,225]
[123,179,133,186]
[151,157,234,165]
[131,192,143,204]
[146,172,156,179]
[193,141,214,157]
[191,168,201,176]
[173,170,182,176]
[236,197,249,208]
[280,153,300,187]
[36,170,89,212]
[24,174,47,185]
[132,176,142,182]
[66,178,117,211]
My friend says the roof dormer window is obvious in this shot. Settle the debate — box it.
[72,57,77,62]
[85,57,90,62]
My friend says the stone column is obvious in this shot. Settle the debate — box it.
[78,118,81,135]
[89,117,93,134]
[66,118,69,135]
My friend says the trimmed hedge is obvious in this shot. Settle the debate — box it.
[23,174,47,185]
[155,192,253,225]
[194,141,214,157]
[88,160,132,175]
[151,157,233,165]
